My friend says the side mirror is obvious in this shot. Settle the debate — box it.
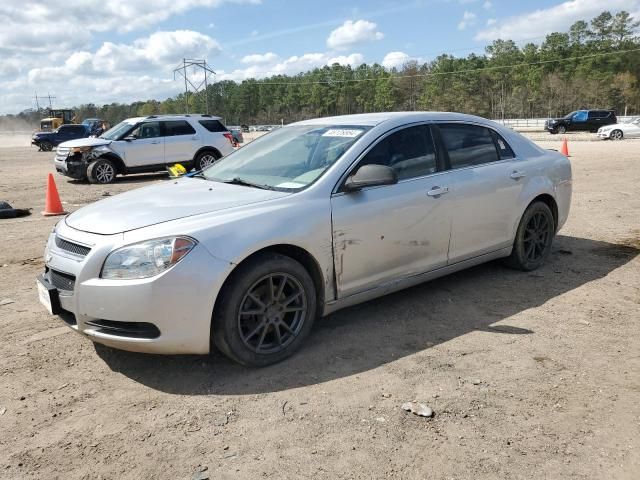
[343,164,398,192]
[124,135,136,142]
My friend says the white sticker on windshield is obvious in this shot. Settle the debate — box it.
[322,129,363,138]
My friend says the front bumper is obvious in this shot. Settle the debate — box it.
[40,221,233,354]
[596,131,611,139]
[55,152,88,179]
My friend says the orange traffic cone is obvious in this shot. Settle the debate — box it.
[42,173,67,216]
[560,137,569,157]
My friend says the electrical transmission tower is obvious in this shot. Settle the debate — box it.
[173,58,216,114]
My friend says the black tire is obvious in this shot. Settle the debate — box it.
[87,158,117,184]
[610,129,623,141]
[503,201,555,271]
[555,125,567,134]
[212,253,317,367]
[195,150,220,171]
[39,141,53,152]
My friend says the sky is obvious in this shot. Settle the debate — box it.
[1,0,639,114]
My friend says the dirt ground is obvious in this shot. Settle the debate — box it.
[0,135,639,480]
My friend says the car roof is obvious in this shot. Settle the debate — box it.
[121,114,223,124]
[292,111,498,127]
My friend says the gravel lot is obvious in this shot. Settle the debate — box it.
[0,136,638,479]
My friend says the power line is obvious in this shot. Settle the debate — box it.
[235,47,640,86]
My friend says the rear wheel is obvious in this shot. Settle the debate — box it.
[87,158,117,184]
[195,150,220,171]
[39,141,53,152]
[610,129,623,140]
[212,253,317,367]
[504,201,555,271]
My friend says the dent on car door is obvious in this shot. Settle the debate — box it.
[330,124,453,298]
[436,123,527,263]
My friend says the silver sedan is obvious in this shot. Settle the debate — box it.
[38,112,572,366]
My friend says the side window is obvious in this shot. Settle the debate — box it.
[130,121,161,139]
[572,111,588,122]
[359,125,436,180]
[493,132,515,159]
[199,120,227,132]
[164,120,196,136]
[438,124,499,169]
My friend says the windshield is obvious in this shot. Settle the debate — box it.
[564,111,577,119]
[101,121,135,140]
[201,125,370,191]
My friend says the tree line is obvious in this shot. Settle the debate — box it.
[4,10,639,129]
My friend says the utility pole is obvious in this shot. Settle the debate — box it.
[46,92,56,110]
[34,92,40,111]
[173,58,216,114]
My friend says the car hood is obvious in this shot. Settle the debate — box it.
[65,178,291,235]
[58,137,110,148]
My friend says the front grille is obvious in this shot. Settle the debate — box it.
[48,268,76,292]
[84,320,161,339]
[55,236,91,257]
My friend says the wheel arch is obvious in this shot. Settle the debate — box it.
[96,152,126,174]
[213,243,326,322]
[527,193,559,232]
[193,146,222,162]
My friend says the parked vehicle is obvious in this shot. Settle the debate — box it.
[32,124,90,151]
[81,118,109,136]
[544,109,616,134]
[39,109,77,132]
[596,116,640,140]
[53,114,235,184]
[38,112,572,366]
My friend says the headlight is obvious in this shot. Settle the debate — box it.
[101,236,197,280]
[71,146,92,154]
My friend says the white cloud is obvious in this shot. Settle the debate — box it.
[326,20,384,50]
[241,52,279,64]
[458,11,477,30]
[475,0,640,41]
[327,53,364,67]
[486,18,497,26]
[382,51,411,69]
[483,1,492,9]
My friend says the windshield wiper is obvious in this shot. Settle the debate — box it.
[222,177,276,190]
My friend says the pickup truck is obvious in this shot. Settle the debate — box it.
[32,124,91,151]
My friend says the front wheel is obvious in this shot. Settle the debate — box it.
[87,158,117,184]
[212,253,317,367]
[555,125,567,134]
[504,201,555,271]
[610,129,623,140]
[39,141,53,152]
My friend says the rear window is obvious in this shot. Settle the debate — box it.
[163,120,196,136]
[438,123,500,169]
[199,120,227,132]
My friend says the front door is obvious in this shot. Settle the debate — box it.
[331,124,453,298]
[113,121,164,167]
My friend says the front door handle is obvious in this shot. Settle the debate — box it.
[150,141,161,145]
[510,171,526,180]
[427,186,449,197]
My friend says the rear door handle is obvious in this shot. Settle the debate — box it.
[510,171,526,180]
[427,186,449,197]
[150,141,161,144]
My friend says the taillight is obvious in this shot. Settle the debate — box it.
[223,132,234,144]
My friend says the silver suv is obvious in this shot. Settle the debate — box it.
[54,114,236,184]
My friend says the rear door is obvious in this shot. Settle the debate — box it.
[162,120,199,164]
[436,123,528,263]
[331,124,454,297]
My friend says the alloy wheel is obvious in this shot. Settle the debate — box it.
[95,163,115,183]
[611,130,623,140]
[237,273,307,354]
[523,211,552,262]
[199,154,216,169]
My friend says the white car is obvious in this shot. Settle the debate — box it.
[39,112,572,366]
[54,114,236,183]
[597,117,640,140]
